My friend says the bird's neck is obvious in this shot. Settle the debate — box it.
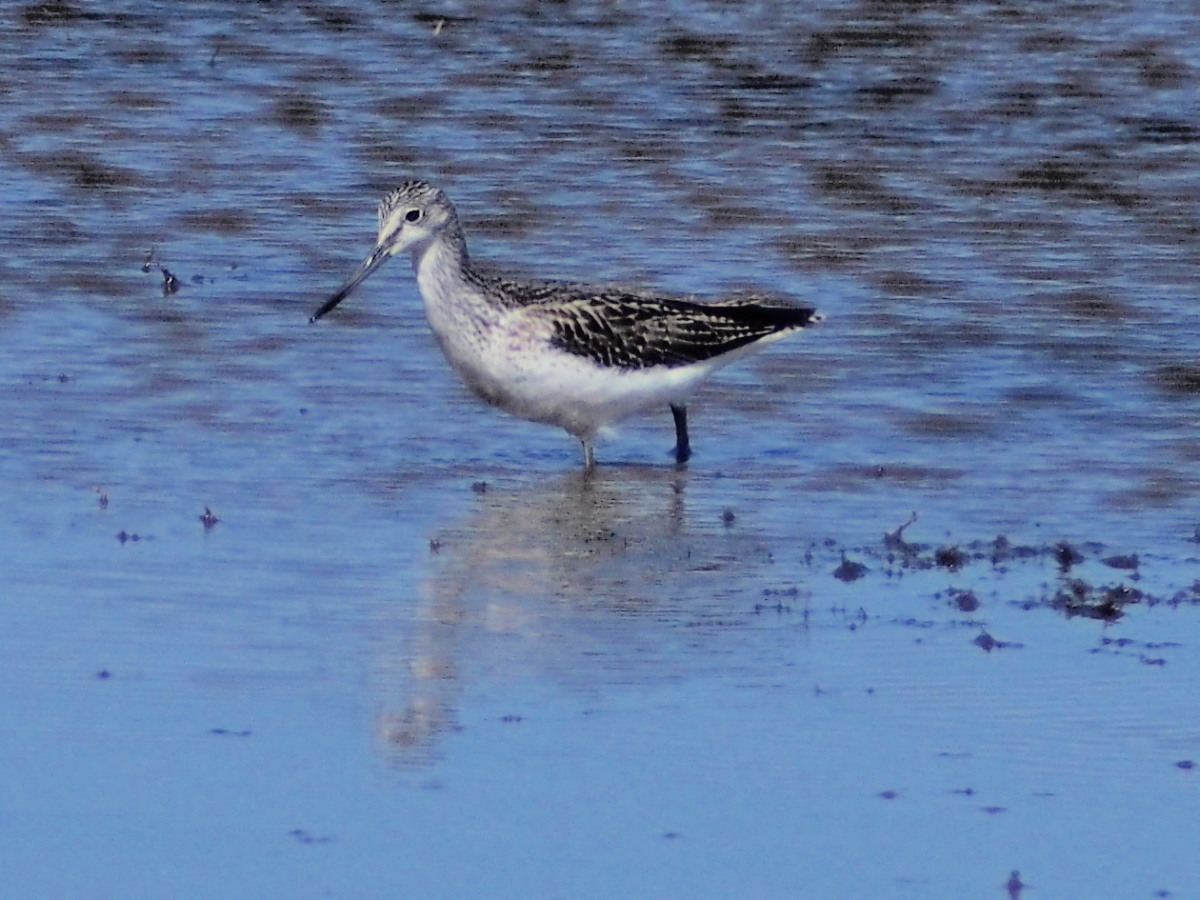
[413,227,496,329]
[414,226,467,295]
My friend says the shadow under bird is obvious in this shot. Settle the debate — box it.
[311,180,821,468]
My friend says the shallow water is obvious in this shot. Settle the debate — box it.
[2,2,1199,896]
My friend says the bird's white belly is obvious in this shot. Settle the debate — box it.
[431,323,712,440]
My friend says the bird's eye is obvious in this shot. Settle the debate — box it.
[404,209,421,223]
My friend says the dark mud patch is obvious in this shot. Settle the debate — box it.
[1153,364,1200,396]
[805,516,1200,630]
[1038,580,1145,623]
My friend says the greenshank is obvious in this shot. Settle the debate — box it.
[311,180,820,468]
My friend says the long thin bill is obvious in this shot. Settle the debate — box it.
[309,245,390,323]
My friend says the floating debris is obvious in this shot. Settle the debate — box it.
[1102,553,1139,570]
[973,630,1021,652]
[1054,540,1085,571]
[199,506,219,529]
[1006,869,1027,899]
[140,246,182,294]
[934,544,969,571]
[782,524,1192,641]
[287,828,334,845]
[833,552,868,582]
[1050,579,1143,622]
[947,587,980,613]
[988,534,1040,565]
[883,511,919,555]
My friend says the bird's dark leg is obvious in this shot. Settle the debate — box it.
[670,403,691,464]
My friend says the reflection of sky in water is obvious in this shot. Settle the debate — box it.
[2,3,1199,897]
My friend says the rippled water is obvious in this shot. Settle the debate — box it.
[2,2,1199,896]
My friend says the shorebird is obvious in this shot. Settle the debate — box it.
[311,180,821,468]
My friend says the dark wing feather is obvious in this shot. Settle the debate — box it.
[544,293,817,370]
[482,274,818,368]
